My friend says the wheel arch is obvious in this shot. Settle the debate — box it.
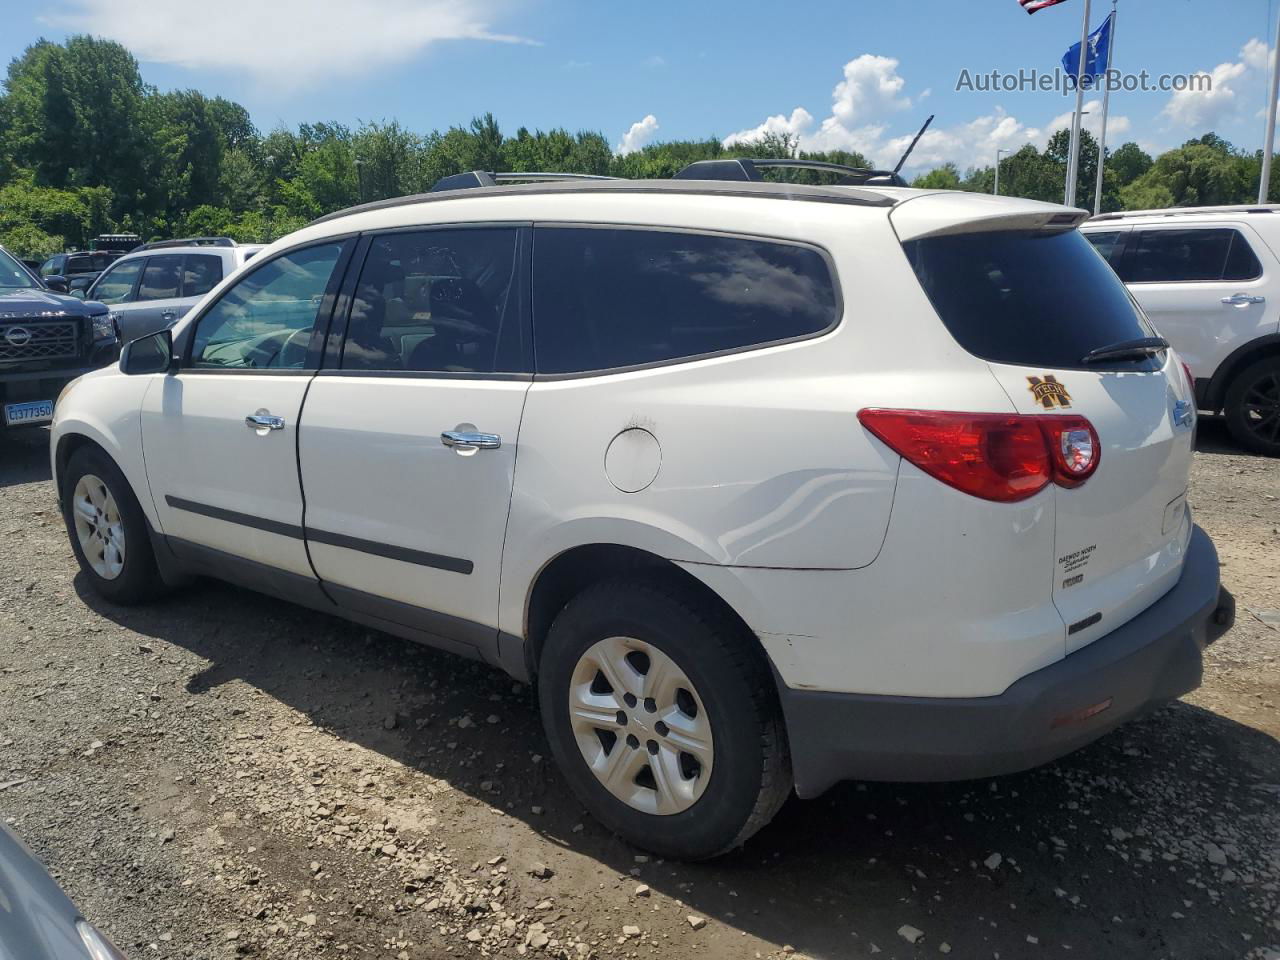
[519,543,774,688]
[1204,333,1280,411]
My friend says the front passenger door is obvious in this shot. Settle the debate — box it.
[141,240,353,579]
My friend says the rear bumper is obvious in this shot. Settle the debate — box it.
[780,524,1234,798]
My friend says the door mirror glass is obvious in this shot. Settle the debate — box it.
[44,275,69,293]
[120,328,174,375]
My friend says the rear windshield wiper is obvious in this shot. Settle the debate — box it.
[1081,336,1169,365]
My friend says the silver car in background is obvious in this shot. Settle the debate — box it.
[0,822,125,959]
[84,236,262,343]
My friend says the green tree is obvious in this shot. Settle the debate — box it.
[913,163,962,190]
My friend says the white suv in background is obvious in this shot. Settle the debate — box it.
[51,167,1235,859]
[85,237,263,344]
[1083,206,1280,455]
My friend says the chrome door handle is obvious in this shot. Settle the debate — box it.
[1221,293,1265,305]
[245,413,285,431]
[441,430,501,450]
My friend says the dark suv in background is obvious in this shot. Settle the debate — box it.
[0,246,119,431]
[39,250,122,298]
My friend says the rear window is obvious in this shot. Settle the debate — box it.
[533,227,838,375]
[903,229,1158,370]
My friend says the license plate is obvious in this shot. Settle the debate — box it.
[3,400,54,426]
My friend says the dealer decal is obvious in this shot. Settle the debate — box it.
[1027,374,1072,409]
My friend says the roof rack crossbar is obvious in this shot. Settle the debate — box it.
[138,236,237,250]
[674,157,907,187]
[430,170,621,192]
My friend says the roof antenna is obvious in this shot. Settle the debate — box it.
[892,115,935,177]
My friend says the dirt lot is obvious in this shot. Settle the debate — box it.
[1,420,1277,960]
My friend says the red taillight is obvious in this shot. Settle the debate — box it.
[1180,360,1195,394]
[858,409,1101,503]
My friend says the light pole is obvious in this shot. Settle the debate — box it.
[1260,11,1280,202]
[355,158,367,203]
[994,148,1009,195]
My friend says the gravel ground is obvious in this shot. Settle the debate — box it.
[0,418,1277,960]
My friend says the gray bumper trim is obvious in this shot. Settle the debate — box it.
[779,525,1234,798]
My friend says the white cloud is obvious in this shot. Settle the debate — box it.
[616,114,659,155]
[721,55,1136,175]
[45,0,535,87]
[1047,99,1132,140]
[1161,38,1268,130]
[722,107,814,147]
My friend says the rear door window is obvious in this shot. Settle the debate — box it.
[1083,230,1124,265]
[182,254,224,298]
[532,227,838,375]
[902,228,1158,370]
[340,228,523,374]
[138,255,184,301]
[1120,228,1262,283]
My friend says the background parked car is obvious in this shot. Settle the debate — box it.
[0,821,127,959]
[85,237,263,343]
[39,250,122,294]
[1083,206,1280,456]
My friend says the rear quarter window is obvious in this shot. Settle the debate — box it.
[532,227,839,375]
[903,228,1158,371]
[1120,227,1262,283]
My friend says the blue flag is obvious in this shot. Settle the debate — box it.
[1062,13,1114,84]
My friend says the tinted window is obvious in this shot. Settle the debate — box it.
[190,243,344,369]
[532,228,838,374]
[1083,230,1123,264]
[40,256,63,277]
[0,249,39,289]
[90,258,143,304]
[66,254,96,274]
[341,228,521,373]
[138,255,183,300]
[903,229,1157,370]
[1121,228,1262,283]
[183,254,223,298]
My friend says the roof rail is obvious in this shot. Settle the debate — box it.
[430,171,621,192]
[674,158,907,187]
[137,236,237,250]
[1090,204,1280,222]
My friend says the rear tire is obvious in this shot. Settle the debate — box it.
[538,577,792,860]
[1224,357,1280,456]
[61,446,165,604]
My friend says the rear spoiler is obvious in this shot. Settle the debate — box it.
[891,192,1089,242]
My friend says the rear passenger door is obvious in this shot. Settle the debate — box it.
[297,226,531,657]
[1116,225,1277,380]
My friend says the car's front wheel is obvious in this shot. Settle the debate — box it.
[538,577,792,860]
[61,445,164,604]
[1224,357,1280,456]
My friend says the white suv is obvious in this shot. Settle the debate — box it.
[1082,206,1280,456]
[51,167,1235,859]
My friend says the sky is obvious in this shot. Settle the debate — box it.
[1,0,1279,175]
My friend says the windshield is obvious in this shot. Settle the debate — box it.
[903,229,1161,371]
[0,249,39,290]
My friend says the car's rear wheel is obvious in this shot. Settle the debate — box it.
[62,446,165,604]
[1224,357,1280,456]
[538,577,792,860]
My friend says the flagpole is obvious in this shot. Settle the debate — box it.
[1093,2,1118,215]
[1259,9,1280,203]
[1065,0,1092,207]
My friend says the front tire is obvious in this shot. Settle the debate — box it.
[61,446,165,604]
[1224,357,1280,456]
[538,577,792,860]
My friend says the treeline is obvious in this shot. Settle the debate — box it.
[1,36,1277,257]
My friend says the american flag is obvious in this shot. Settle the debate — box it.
[1018,0,1070,12]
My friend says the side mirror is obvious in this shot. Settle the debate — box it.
[120,328,175,375]
[44,275,69,293]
